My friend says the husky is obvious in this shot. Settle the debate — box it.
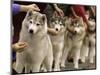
[60,18,86,69]
[15,10,53,73]
[80,19,96,63]
[80,35,89,63]
[88,19,96,63]
[48,16,68,71]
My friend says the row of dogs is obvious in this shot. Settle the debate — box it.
[14,10,96,73]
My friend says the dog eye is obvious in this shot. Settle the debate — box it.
[76,23,80,27]
[36,23,40,26]
[60,23,63,26]
[55,22,57,24]
[29,21,32,24]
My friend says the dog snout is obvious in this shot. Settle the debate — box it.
[55,28,59,31]
[29,29,34,34]
[74,30,77,33]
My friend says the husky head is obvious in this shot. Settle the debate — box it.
[67,17,85,34]
[22,10,47,35]
[88,19,96,31]
[49,16,67,33]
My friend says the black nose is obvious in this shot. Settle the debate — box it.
[29,29,33,34]
[74,30,77,34]
[55,28,58,31]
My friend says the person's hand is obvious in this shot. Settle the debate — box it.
[12,42,28,53]
[27,4,40,11]
[55,7,64,17]
[67,26,76,34]
[48,27,59,35]
[53,4,64,17]
[21,4,40,12]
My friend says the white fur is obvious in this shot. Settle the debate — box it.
[49,25,65,71]
[50,30,65,71]
[15,11,53,73]
[88,33,95,63]
[61,19,86,69]
[80,20,96,63]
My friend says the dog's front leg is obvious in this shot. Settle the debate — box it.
[88,46,95,63]
[80,37,89,63]
[53,45,63,71]
[40,64,47,72]
[53,50,61,71]
[88,36,95,63]
[60,46,70,68]
[24,63,31,73]
[80,43,89,63]
[73,47,81,69]
[15,62,24,73]
[32,63,41,72]
[43,53,53,72]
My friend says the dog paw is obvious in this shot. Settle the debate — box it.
[74,64,79,69]
[60,63,65,68]
[79,59,85,64]
[89,58,94,64]
[53,68,60,71]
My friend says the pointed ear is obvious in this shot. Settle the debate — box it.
[50,17,55,22]
[52,11,59,18]
[63,16,68,22]
[28,10,33,16]
[42,14,47,24]
[25,10,33,19]
[64,17,71,26]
